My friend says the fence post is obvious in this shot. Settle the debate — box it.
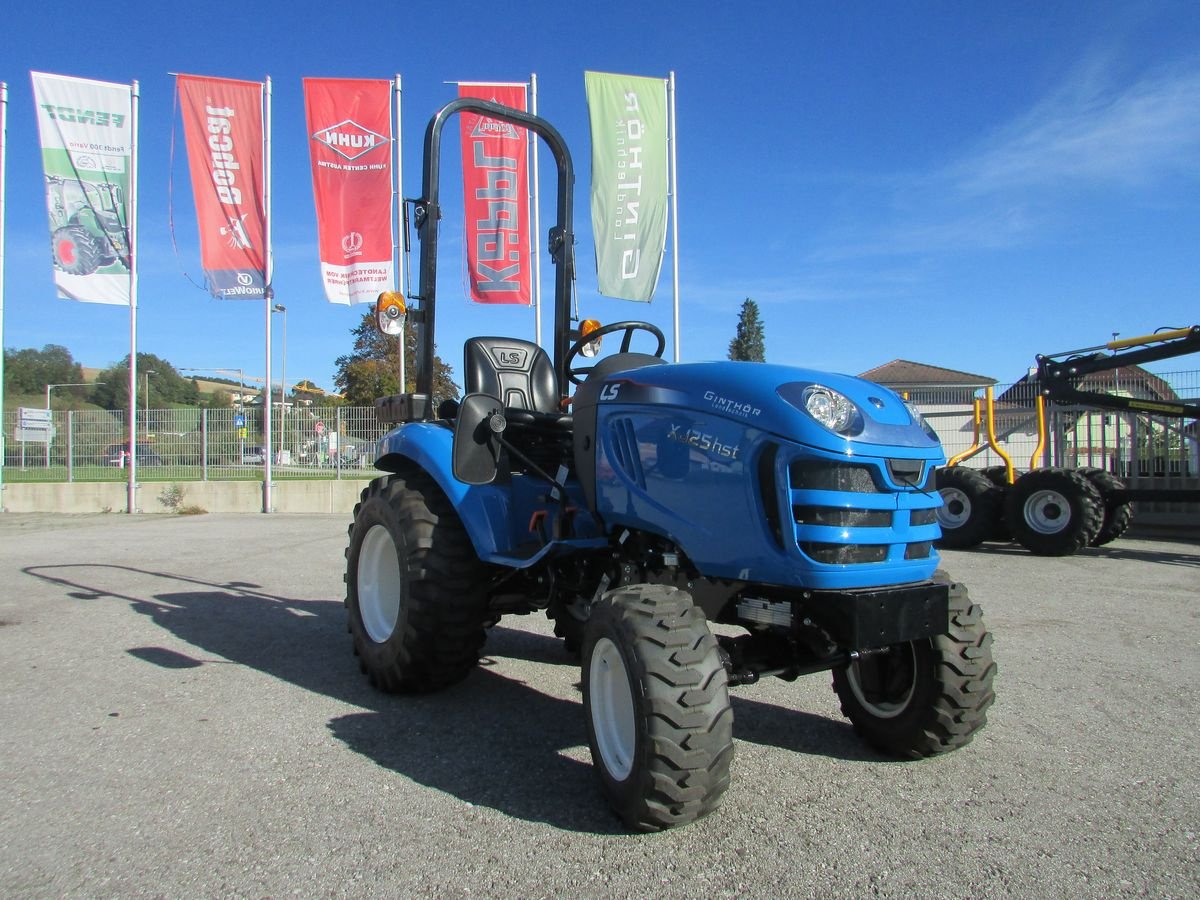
[336,407,342,480]
[67,411,74,483]
[201,409,208,481]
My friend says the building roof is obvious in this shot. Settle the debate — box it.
[858,359,996,386]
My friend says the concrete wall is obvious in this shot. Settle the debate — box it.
[1,479,368,515]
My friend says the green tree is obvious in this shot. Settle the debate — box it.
[3,344,85,397]
[334,311,458,407]
[91,353,196,410]
[728,298,766,362]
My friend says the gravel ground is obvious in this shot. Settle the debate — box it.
[0,511,1196,898]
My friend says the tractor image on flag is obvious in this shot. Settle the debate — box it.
[45,175,129,276]
[344,99,996,831]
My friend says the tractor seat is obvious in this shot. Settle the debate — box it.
[463,337,572,430]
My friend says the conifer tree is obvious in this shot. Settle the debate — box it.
[727,298,766,362]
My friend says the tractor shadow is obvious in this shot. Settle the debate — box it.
[23,563,885,831]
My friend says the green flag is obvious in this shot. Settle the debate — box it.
[585,71,668,302]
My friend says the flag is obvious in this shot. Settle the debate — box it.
[585,71,669,303]
[176,74,268,300]
[31,72,133,305]
[457,83,531,305]
[304,78,394,305]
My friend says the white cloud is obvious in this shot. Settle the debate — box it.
[952,61,1200,195]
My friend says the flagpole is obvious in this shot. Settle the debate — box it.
[263,75,273,513]
[394,74,406,391]
[668,71,680,363]
[127,80,140,512]
[0,82,7,511]
[530,73,543,348]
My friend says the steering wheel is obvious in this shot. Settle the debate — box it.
[565,320,666,385]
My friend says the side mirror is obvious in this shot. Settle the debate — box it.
[452,393,506,485]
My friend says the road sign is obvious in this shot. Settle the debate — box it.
[315,421,325,435]
[18,407,52,428]
[234,414,246,428]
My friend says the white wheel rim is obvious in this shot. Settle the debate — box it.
[847,645,917,719]
[1023,489,1070,535]
[357,524,401,643]
[937,487,971,528]
[589,637,636,781]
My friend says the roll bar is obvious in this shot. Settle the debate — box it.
[410,98,576,413]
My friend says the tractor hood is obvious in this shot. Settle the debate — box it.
[599,360,941,455]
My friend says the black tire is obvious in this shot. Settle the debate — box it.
[934,467,1001,549]
[582,584,733,832]
[344,471,488,693]
[52,225,103,276]
[832,572,995,758]
[980,466,1015,541]
[1005,467,1104,556]
[1077,467,1134,547]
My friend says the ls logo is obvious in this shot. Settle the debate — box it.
[493,347,528,368]
[599,383,622,402]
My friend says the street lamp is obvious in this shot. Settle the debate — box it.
[272,304,287,464]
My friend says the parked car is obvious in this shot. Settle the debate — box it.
[102,443,163,467]
[241,445,265,465]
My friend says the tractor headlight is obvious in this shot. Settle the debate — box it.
[903,400,940,442]
[801,385,860,434]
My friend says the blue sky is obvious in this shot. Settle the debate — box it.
[2,0,1198,393]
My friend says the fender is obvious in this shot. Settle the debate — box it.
[373,423,605,565]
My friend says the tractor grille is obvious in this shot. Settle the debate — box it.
[608,418,646,489]
[800,542,890,564]
[794,507,891,528]
[910,508,938,527]
[790,461,880,493]
[782,456,941,568]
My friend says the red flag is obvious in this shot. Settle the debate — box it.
[457,84,531,305]
[177,74,267,299]
[304,78,394,305]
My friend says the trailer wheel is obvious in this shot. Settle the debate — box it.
[344,471,488,692]
[1077,467,1134,547]
[832,572,995,757]
[980,466,1014,541]
[582,584,733,831]
[934,467,1000,549]
[1005,468,1104,556]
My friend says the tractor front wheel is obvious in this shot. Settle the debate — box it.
[582,585,733,831]
[344,471,488,693]
[833,572,995,758]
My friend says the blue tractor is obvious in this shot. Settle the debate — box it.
[345,99,996,831]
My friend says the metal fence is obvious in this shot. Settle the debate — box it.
[2,405,388,483]
[913,368,1199,521]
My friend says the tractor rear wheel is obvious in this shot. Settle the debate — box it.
[832,572,995,757]
[935,467,1000,549]
[582,584,733,831]
[344,471,488,692]
[1006,468,1103,556]
[52,225,104,276]
[1077,467,1133,547]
